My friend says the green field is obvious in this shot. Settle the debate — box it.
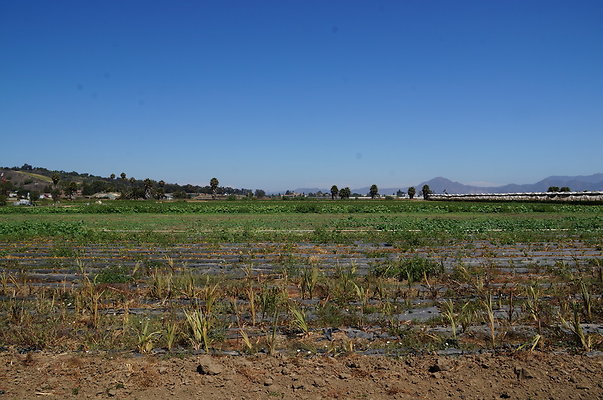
[1,199,602,245]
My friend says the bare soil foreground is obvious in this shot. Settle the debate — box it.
[1,351,602,400]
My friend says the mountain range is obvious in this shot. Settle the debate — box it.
[290,173,603,196]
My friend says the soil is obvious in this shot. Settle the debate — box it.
[1,350,602,399]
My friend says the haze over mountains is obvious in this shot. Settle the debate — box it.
[290,174,603,196]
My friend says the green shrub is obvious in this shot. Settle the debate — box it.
[95,265,133,284]
[51,245,79,258]
[295,203,318,213]
[373,256,444,282]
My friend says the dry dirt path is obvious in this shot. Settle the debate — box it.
[1,351,602,399]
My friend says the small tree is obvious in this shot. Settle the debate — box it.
[173,191,188,199]
[560,186,571,192]
[210,178,219,199]
[548,186,560,192]
[0,180,13,196]
[408,186,416,199]
[130,187,146,199]
[339,187,351,199]
[109,173,115,180]
[421,184,432,200]
[120,172,127,180]
[51,173,60,187]
[369,184,379,199]
[29,190,40,202]
[330,185,339,200]
[16,188,28,198]
[65,181,78,199]
[255,189,266,198]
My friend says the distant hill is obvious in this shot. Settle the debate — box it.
[0,169,53,192]
[491,174,603,193]
[291,173,603,196]
[0,165,254,197]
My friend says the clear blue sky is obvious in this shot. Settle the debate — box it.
[1,0,602,191]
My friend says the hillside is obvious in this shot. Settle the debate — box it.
[0,165,254,197]
[0,169,54,192]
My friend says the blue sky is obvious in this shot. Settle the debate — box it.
[1,1,602,191]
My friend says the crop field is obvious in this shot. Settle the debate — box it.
[1,200,602,359]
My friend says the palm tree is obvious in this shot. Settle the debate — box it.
[210,178,219,199]
[143,178,153,199]
[50,173,61,200]
[330,185,339,200]
[369,184,378,199]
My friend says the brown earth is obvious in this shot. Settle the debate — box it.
[1,351,602,399]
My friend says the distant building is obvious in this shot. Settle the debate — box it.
[282,192,304,198]
[92,192,120,200]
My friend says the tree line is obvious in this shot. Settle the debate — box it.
[1,165,257,200]
[2,164,437,203]
[327,184,432,200]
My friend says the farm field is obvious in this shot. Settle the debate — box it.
[1,200,602,398]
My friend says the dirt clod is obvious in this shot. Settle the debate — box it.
[196,357,224,375]
[514,367,533,380]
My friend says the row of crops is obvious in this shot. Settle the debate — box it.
[0,219,601,244]
[2,199,603,215]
